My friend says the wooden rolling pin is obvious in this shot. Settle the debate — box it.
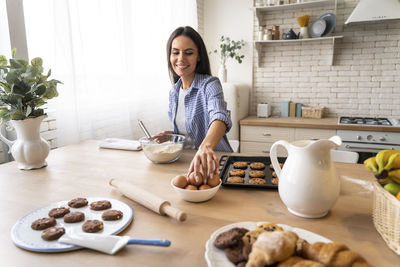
[109,178,187,222]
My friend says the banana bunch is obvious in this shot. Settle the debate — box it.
[364,150,400,185]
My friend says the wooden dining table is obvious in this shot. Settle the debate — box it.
[0,140,398,266]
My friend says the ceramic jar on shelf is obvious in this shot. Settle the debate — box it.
[272,25,280,40]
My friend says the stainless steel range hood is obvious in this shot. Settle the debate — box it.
[345,0,400,24]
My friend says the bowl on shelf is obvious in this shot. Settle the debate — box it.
[170,179,221,203]
[320,13,336,36]
[139,134,185,164]
[309,18,326,38]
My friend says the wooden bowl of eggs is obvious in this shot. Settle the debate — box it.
[170,173,221,202]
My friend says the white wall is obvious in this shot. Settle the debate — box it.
[203,0,253,88]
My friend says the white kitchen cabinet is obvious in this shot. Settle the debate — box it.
[240,125,336,156]
[295,128,336,140]
[240,125,294,156]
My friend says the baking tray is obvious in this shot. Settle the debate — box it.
[219,155,286,189]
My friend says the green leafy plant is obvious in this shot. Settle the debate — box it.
[0,48,62,121]
[210,36,245,65]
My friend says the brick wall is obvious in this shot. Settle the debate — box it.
[252,0,400,117]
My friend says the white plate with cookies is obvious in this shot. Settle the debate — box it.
[204,221,331,267]
[11,197,133,253]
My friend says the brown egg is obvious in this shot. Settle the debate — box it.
[172,175,188,189]
[185,184,198,190]
[199,184,211,190]
[207,173,221,188]
[188,172,203,186]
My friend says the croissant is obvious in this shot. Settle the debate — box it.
[278,256,324,267]
[246,230,298,267]
[299,242,373,267]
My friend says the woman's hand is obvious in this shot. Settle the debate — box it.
[188,145,219,184]
[152,130,173,143]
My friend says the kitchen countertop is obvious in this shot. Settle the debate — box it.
[0,140,398,266]
[240,116,400,132]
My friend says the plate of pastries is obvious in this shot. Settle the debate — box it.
[205,221,372,267]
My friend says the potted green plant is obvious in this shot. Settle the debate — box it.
[0,48,62,169]
[210,36,245,82]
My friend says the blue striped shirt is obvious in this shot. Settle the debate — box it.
[168,73,233,152]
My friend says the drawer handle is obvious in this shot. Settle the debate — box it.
[262,133,271,136]
[262,150,269,153]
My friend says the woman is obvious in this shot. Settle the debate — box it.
[156,26,232,184]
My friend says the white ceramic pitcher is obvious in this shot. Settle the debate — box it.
[0,115,50,170]
[270,136,342,218]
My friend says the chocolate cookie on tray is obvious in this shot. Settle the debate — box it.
[102,210,123,221]
[41,227,65,241]
[48,207,70,218]
[233,162,248,169]
[82,220,104,233]
[68,197,88,208]
[31,217,56,230]
[227,176,245,183]
[249,178,266,185]
[249,170,265,178]
[90,200,112,210]
[229,169,246,177]
[249,162,265,170]
[64,211,85,223]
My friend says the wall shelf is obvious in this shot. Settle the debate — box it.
[252,0,338,25]
[254,35,343,66]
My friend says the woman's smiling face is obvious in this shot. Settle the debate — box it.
[170,35,199,84]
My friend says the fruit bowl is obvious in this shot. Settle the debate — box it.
[139,134,185,164]
[170,179,221,203]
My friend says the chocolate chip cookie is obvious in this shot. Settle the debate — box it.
[249,170,265,178]
[249,178,267,184]
[82,220,104,233]
[90,200,111,210]
[102,210,123,221]
[229,169,245,177]
[249,162,265,170]
[31,217,56,230]
[233,162,248,169]
[41,227,65,241]
[213,227,249,249]
[269,163,283,169]
[227,176,245,183]
[256,223,283,232]
[48,207,70,218]
[64,211,85,223]
[68,197,88,208]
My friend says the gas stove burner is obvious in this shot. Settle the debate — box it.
[339,116,393,126]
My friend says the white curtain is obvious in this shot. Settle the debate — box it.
[22,0,198,146]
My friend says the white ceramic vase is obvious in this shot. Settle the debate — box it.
[0,115,50,170]
[218,64,227,83]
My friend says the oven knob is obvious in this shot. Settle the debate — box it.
[367,135,373,141]
[379,137,386,142]
[356,135,362,140]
